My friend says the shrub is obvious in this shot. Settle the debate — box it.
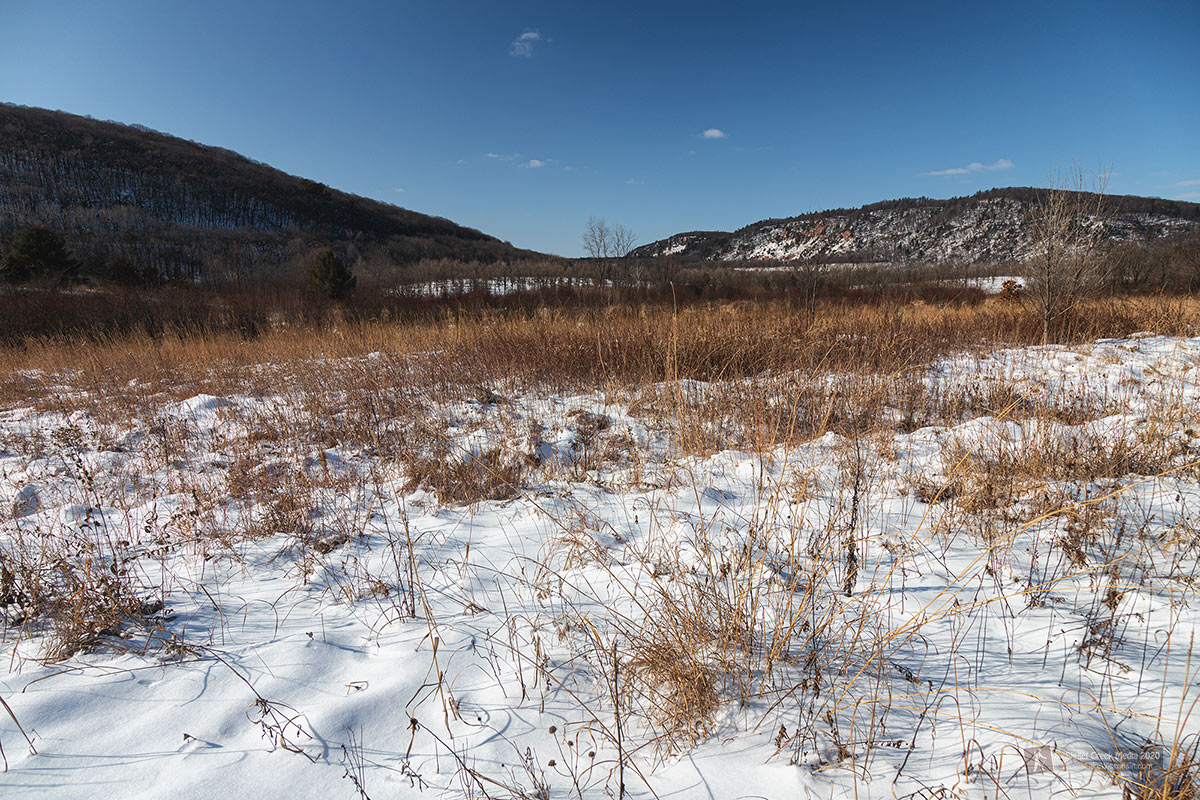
[99,256,160,287]
[305,250,357,300]
[2,226,79,285]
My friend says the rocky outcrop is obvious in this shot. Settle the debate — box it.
[632,190,1199,264]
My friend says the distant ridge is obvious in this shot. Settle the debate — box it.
[0,104,538,280]
[632,188,1200,264]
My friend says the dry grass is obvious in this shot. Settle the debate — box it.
[3,294,1195,411]
[1130,743,1200,800]
[0,514,164,661]
[406,447,526,505]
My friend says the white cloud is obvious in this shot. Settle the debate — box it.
[625,178,644,185]
[393,187,405,193]
[700,128,727,139]
[1175,192,1200,200]
[486,153,547,168]
[1174,179,1200,187]
[509,30,541,57]
[927,158,1013,177]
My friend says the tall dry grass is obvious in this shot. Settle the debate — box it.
[3,292,1194,407]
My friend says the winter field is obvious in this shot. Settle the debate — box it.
[1,294,1199,799]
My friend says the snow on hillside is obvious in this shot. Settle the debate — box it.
[1,335,1199,798]
[635,195,1198,264]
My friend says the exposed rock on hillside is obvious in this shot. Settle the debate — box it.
[633,190,1199,264]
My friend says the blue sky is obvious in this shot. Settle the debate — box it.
[2,0,1198,256]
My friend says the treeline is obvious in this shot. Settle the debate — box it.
[4,230,1197,346]
[0,264,991,346]
[746,188,1200,229]
[732,193,1200,246]
[0,104,537,281]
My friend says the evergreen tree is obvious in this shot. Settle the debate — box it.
[2,226,79,284]
[305,250,356,299]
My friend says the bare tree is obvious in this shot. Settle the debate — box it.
[582,216,611,259]
[790,257,827,325]
[1180,230,1200,291]
[582,217,638,258]
[582,217,638,281]
[610,223,638,258]
[1023,165,1109,343]
[610,223,640,282]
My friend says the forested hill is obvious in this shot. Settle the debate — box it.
[0,104,535,281]
[631,188,1200,264]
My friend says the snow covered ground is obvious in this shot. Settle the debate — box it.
[1,335,1199,798]
[963,275,1024,293]
[391,277,610,297]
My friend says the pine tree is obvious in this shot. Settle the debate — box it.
[2,226,79,284]
[305,250,357,299]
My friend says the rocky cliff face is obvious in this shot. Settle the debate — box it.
[633,190,1199,264]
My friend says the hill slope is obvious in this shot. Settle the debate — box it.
[0,104,535,280]
[632,188,1200,264]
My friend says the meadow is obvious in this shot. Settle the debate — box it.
[1,278,1198,799]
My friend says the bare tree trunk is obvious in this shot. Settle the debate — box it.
[1024,165,1109,344]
